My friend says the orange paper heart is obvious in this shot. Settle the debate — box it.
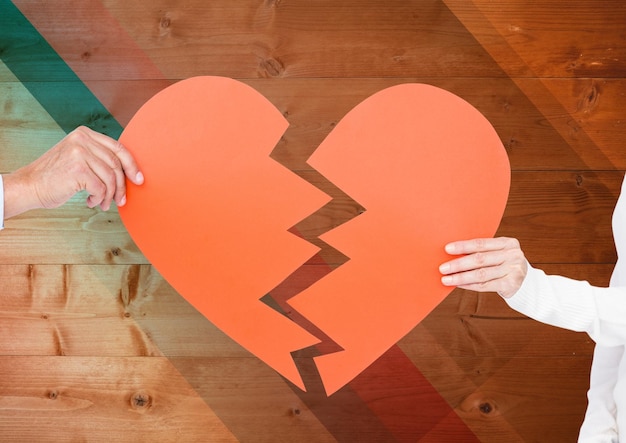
[119,77,510,395]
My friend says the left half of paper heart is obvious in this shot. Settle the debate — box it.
[118,76,332,391]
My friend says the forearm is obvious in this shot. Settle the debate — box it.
[507,264,626,346]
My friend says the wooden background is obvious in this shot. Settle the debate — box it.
[1,0,625,441]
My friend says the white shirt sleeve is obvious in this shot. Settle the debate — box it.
[506,263,626,347]
[0,174,4,230]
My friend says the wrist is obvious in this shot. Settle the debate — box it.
[3,169,41,219]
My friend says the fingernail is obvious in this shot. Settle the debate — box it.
[119,195,127,207]
[136,171,144,184]
[445,243,455,254]
[439,263,450,274]
[441,276,453,285]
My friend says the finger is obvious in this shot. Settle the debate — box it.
[81,155,118,211]
[78,133,128,206]
[86,129,144,185]
[439,249,505,275]
[444,237,514,255]
[86,193,102,209]
[82,174,107,209]
[108,156,127,207]
[90,149,126,207]
[441,263,507,288]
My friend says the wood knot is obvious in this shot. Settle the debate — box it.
[259,57,284,77]
[479,402,493,414]
[159,13,172,37]
[576,174,584,186]
[577,81,600,114]
[48,390,59,400]
[120,265,141,307]
[107,247,122,262]
[459,392,501,417]
[130,392,152,411]
[504,137,518,150]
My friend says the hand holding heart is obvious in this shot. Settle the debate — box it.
[3,126,143,219]
[439,237,529,299]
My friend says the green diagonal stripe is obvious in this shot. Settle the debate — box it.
[0,0,123,138]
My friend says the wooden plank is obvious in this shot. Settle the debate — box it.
[0,356,236,442]
[0,167,620,266]
[4,78,625,173]
[0,262,605,360]
[0,199,146,265]
[0,317,161,357]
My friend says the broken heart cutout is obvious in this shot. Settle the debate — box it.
[118,77,510,396]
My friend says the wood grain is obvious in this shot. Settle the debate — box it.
[0,356,236,442]
[444,0,626,78]
[0,170,618,266]
[5,78,626,172]
[2,0,625,441]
